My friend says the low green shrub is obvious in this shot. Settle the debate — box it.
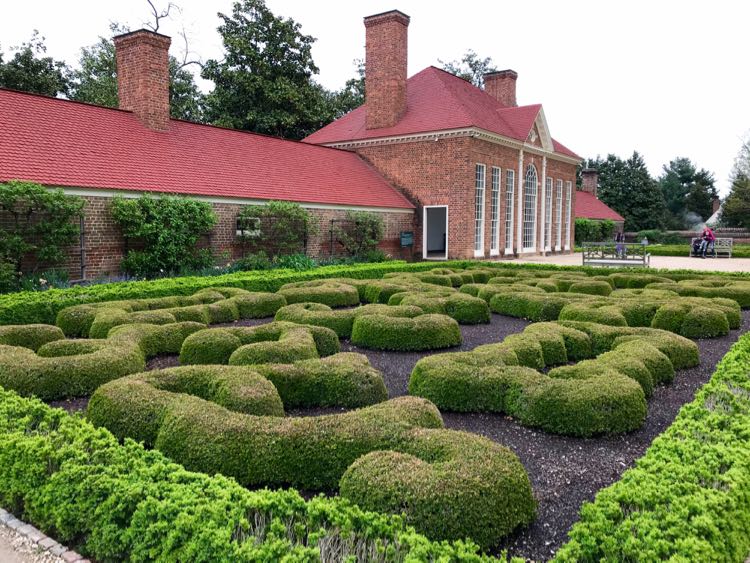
[568,280,613,296]
[0,324,64,351]
[180,322,339,365]
[351,314,462,351]
[680,306,730,339]
[396,292,490,324]
[554,332,750,562]
[88,382,534,548]
[278,280,360,307]
[0,388,515,561]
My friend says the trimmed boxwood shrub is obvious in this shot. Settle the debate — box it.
[568,280,613,296]
[680,306,730,339]
[554,332,750,562]
[229,326,319,365]
[396,292,490,324]
[278,280,360,307]
[558,303,629,326]
[351,314,462,351]
[0,324,64,351]
[0,388,514,562]
[88,384,535,548]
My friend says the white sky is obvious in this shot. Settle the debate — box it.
[1,0,748,195]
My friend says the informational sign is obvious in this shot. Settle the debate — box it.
[400,231,414,247]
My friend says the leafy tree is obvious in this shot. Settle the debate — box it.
[658,157,717,227]
[585,152,666,232]
[721,175,750,229]
[730,132,750,182]
[327,58,365,117]
[440,50,498,87]
[69,24,204,121]
[202,0,335,139]
[0,32,71,96]
[110,194,217,277]
[334,211,384,257]
[0,180,84,288]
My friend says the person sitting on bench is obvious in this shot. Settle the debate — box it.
[698,226,716,258]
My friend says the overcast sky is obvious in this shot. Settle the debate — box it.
[2,1,748,195]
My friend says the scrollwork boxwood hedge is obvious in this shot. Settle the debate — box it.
[0,387,512,561]
[351,313,462,351]
[88,375,534,547]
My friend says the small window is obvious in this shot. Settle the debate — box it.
[236,216,261,238]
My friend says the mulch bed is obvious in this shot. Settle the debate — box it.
[48,310,750,561]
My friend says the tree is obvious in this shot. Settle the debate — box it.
[334,211,384,257]
[328,58,364,117]
[721,174,750,229]
[237,200,317,257]
[440,50,498,87]
[658,157,717,227]
[69,24,204,121]
[0,32,70,97]
[585,152,667,232]
[202,0,335,139]
[0,180,84,288]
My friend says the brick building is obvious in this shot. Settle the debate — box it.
[0,9,582,279]
[305,10,581,260]
[576,169,625,233]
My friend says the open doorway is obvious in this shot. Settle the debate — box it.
[423,205,448,259]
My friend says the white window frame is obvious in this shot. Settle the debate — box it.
[422,205,449,260]
[522,164,538,252]
[474,164,486,257]
[564,180,572,250]
[490,167,501,255]
[544,177,553,251]
[504,169,515,252]
[555,179,563,251]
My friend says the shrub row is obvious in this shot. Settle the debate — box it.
[409,322,698,437]
[391,291,491,324]
[351,314,462,351]
[88,383,534,547]
[179,321,339,365]
[554,331,750,561]
[0,387,511,561]
[0,321,206,400]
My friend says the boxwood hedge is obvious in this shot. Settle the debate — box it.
[88,381,534,547]
[0,387,515,562]
[351,313,462,351]
[554,332,750,562]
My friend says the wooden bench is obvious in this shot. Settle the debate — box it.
[689,237,733,258]
[582,242,650,268]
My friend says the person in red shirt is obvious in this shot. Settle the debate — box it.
[699,226,716,258]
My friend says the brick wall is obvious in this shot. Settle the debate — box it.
[55,195,414,281]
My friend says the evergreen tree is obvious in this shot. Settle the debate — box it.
[721,175,750,229]
[201,0,334,139]
[586,152,666,231]
[69,24,204,122]
[440,50,498,87]
[658,157,717,227]
[0,32,70,97]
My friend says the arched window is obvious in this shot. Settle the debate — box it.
[523,165,538,250]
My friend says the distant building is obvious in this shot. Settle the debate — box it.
[575,169,625,233]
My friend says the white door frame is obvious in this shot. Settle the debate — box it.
[423,205,449,260]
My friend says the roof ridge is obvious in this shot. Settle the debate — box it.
[427,67,485,127]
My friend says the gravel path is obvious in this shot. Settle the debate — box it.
[0,525,63,563]
[49,311,750,561]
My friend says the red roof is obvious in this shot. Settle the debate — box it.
[575,190,624,221]
[304,66,580,159]
[0,88,414,210]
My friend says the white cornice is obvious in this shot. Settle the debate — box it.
[321,127,581,165]
[57,187,415,214]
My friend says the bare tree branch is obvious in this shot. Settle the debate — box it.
[144,0,179,33]
[177,25,203,69]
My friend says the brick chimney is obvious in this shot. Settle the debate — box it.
[113,29,171,131]
[580,168,599,198]
[712,196,721,214]
[364,10,410,130]
[484,70,518,107]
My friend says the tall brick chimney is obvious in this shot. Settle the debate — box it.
[581,168,599,198]
[364,10,410,130]
[484,70,518,107]
[113,29,171,131]
[712,196,721,214]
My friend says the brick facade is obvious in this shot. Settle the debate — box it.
[57,194,414,280]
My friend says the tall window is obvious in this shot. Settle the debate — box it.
[555,179,563,250]
[505,169,515,251]
[564,181,572,249]
[490,167,501,254]
[474,164,486,255]
[522,164,538,250]
[545,177,553,251]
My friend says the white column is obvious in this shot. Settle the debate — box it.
[516,150,524,252]
[540,156,547,256]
